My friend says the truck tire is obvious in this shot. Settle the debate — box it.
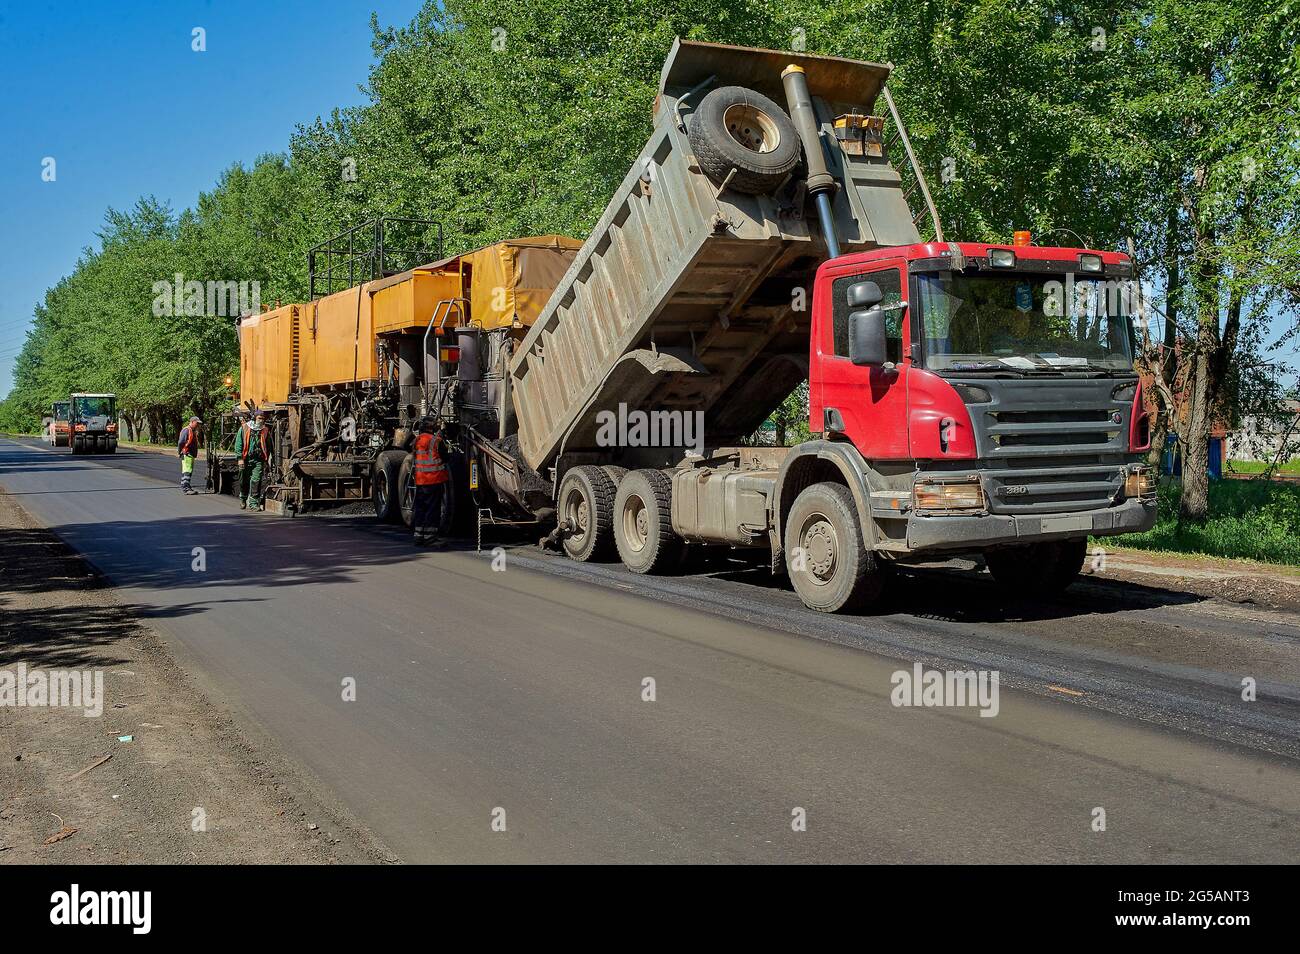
[107,437,117,453]
[557,465,616,562]
[784,482,883,613]
[687,86,800,195]
[602,465,628,490]
[373,449,406,522]
[398,454,415,527]
[985,539,1087,596]
[613,469,681,574]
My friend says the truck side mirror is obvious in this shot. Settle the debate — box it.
[848,307,889,366]
[847,281,883,309]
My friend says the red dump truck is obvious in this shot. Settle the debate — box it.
[242,40,1157,612]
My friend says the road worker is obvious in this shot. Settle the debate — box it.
[411,417,450,547]
[235,409,271,511]
[177,416,202,495]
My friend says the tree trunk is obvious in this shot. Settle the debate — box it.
[1179,348,1213,521]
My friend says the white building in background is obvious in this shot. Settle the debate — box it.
[1227,399,1300,462]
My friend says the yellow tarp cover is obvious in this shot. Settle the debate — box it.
[463,235,581,330]
[371,267,464,335]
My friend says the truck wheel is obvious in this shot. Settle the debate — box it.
[107,438,117,453]
[373,450,406,522]
[602,465,628,490]
[784,482,883,613]
[613,469,681,574]
[984,539,1088,595]
[687,86,800,195]
[557,465,616,562]
[1045,539,1088,590]
[398,454,415,527]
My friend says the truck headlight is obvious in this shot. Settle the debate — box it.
[989,248,1016,268]
[913,477,985,513]
[1078,253,1103,273]
[1124,466,1157,500]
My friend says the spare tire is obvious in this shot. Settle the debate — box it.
[687,86,800,194]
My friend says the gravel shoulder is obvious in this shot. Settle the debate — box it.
[0,486,392,864]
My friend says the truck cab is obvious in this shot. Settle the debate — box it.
[750,237,1157,606]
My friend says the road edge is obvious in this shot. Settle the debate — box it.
[0,453,404,864]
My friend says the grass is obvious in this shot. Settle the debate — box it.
[1226,458,1300,476]
[1107,477,1300,566]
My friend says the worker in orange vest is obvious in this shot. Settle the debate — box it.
[177,416,202,495]
[411,417,450,547]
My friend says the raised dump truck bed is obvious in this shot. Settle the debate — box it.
[508,39,920,473]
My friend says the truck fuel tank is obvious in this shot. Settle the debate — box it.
[670,448,788,546]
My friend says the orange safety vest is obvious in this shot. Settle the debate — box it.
[180,426,198,456]
[241,423,270,461]
[413,433,449,486]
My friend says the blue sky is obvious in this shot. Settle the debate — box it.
[0,0,426,394]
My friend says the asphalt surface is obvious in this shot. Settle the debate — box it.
[2,436,1298,863]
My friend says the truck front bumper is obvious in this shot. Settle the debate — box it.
[905,498,1156,552]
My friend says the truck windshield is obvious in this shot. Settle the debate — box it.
[74,397,114,417]
[53,404,69,420]
[915,272,1135,374]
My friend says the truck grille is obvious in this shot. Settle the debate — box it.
[986,407,1121,454]
[982,459,1125,514]
[941,376,1136,515]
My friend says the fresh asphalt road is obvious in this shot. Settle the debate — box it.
[2,436,1298,863]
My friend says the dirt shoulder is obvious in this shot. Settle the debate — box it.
[0,487,393,864]
[1086,546,1300,612]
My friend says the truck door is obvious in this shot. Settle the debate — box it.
[813,258,911,459]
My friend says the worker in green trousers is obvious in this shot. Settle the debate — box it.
[234,410,271,511]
